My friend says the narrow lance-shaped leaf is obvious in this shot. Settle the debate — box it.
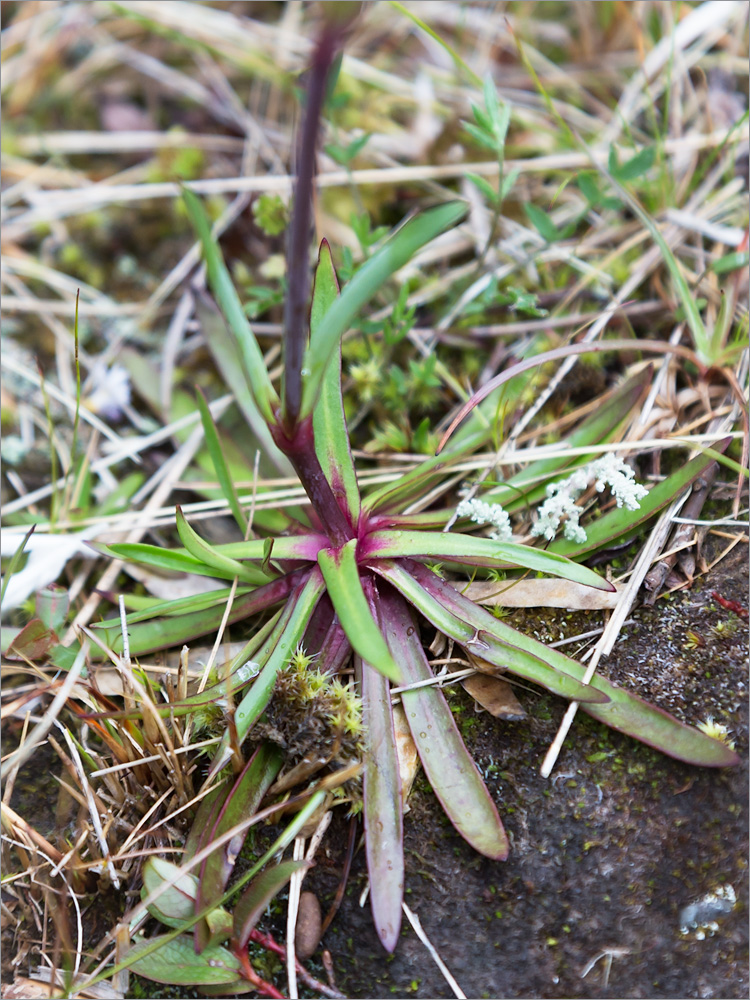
[182,188,279,422]
[233,568,327,744]
[318,539,401,681]
[396,561,738,768]
[371,560,608,705]
[95,541,266,586]
[195,387,248,534]
[380,588,508,860]
[176,507,271,585]
[233,859,308,950]
[88,571,301,658]
[195,292,293,477]
[356,651,404,953]
[301,202,467,418]
[196,743,283,952]
[311,239,361,527]
[362,529,614,591]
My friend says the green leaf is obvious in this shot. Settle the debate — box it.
[89,572,299,658]
[465,171,499,206]
[389,562,737,768]
[301,202,467,418]
[196,743,283,952]
[128,934,241,987]
[182,187,279,422]
[195,294,293,477]
[318,541,401,681]
[375,560,609,705]
[524,202,559,243]
[611,145,655,182]
[97,541,253,584]
[233,569,326,743]
[142,857,200,928]
[233,859,308,950]
[381,590,508,860]
[363,530,614,591]
[711,250,750,275]
[195,388,248,533]
[358,653,403,952]
[311,240,361,526]
[175,507,270,585]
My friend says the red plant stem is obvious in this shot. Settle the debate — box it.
[271,416,354,546]
[282,26,339,430]
[248,929,346,999]
[236,947,285,999]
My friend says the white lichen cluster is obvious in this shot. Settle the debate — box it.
[456,454,648,545]
[531,454,648,544]
[456,497,513,541]
[697,716,736,750]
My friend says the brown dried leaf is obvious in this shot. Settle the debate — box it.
[464,578,622,610]
[462,670,527,720]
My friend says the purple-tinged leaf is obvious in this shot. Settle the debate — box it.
[195,743,283,952]
[90,569,304,657]
[233,859,309,950]
[318,540,401,681]
[362,530,614,591]
[396,562,739,768]
[356,651,404,952]
[3,619,58,661]
[311,240,361,528]
[379,589,509,860]
[207,534,331,562]
[370,560,608,705]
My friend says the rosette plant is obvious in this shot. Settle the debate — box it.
[86,17,738,951]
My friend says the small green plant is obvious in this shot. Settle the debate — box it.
[54,17,738,960]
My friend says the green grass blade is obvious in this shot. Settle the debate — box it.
[364,530,614,591]
[182,188,279,422]
[310,239,361,526]
[317,540,401,681]
[195,388,248,534]
[381,589,508,860]
[301,202,467,418]
[0,525,35,609]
